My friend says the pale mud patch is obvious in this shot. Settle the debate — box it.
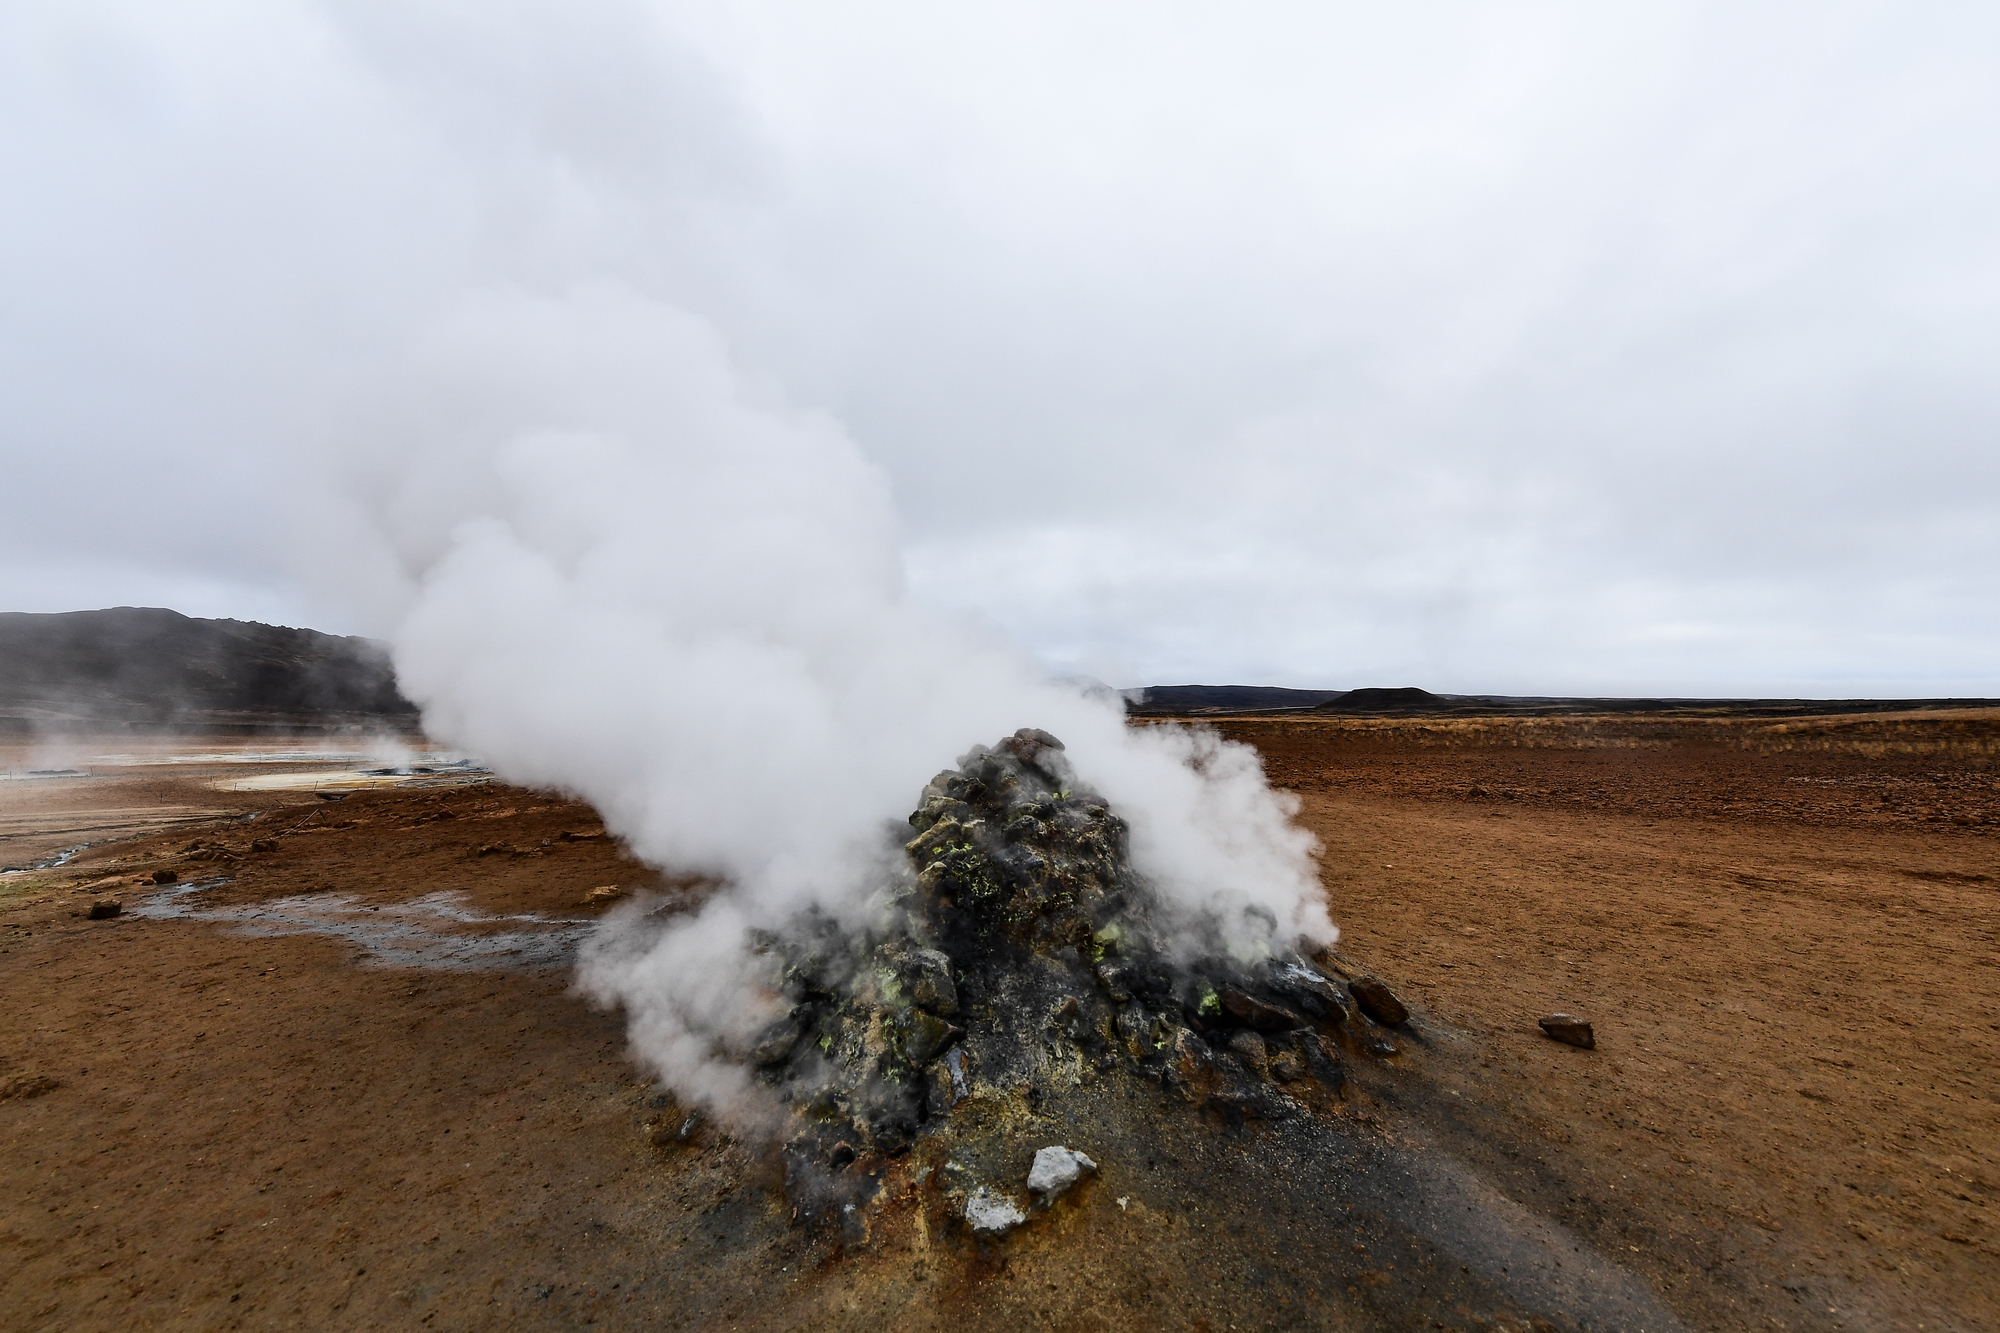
[131,878,591,970]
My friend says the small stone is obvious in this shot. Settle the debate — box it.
[582,885,623,905]
[897,1010,957,1063]
[248,838,277,854]
[1267,1045,1306,1083]
[87,900,122,920]
[1347,976,1409,1026]
[965,1186,1027,1235]
[1539,1013,1595,1049]
[151,869,178,885]
[1226,1030,1269,1076]
[906,948,958,1016]
[1026,1145,1098,1199]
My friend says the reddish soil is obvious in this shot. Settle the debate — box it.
[1226,711,2000,1333]
[1,714,1995,1331]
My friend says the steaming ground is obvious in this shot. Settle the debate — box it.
[1,715,1996,1331]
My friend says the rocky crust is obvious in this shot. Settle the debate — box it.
[736,728,1399,1241]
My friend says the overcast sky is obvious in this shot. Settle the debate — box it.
[3,2,1997,696]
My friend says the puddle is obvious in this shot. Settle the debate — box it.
[0,768,95,782]
[211,759,491,793]
[1,843,91,875]
[130,880,593,971]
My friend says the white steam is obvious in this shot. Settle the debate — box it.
[358,283,1333,1117]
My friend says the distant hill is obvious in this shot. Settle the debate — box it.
[1123,685,1349,715]
[0,607,420,735]
[1128,682,2000,718]
[1316,687,1442,713]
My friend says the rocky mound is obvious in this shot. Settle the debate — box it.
[732,729,1399,1243]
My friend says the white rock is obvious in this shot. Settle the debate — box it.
[1027,1145,1098,1199]
[964,1186,1027,1235]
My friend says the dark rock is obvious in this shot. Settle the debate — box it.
[87,899,121,920]
[1347,976,1409,1025]
[151,869,178,885]
[1539,1013,1596,1049]
[1093,960,1133,1003]
[1269,961,1351,1023]
[1306,1034,1346,1089]
[313,791,348,801]
[1220,987,1304,1031]
[749,1015,804,1066]
[1226,1030,1269,1076]
[1167,1028,1223,1102]
[893,1010,958,1064]
[1266,1041,1305,1083]
[248,837,278,854]
[902,947,959,1016]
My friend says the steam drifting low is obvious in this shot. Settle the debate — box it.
[366,285,1334,1120]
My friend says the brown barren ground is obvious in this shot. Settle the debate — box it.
[1,714,1995,1332]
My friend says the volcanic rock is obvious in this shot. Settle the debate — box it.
[151,869,178,885]
[730,728,1365,1237]
[1347,976,1410,1026]
[87,899,121,920]
[1539,1014,1596,1049]
[1026,1145,1097,1199]
[1220,987,1303,1031]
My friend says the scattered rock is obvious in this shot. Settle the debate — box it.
[151,869,178,885]
[964,1186,1027,1235]
[583,885,623,905]
[87,899,121,920]
[1539,1013,1595,1049]
[1027,1145,1098,1200]
[248,837,277,854]
[1347,976,1409,1026]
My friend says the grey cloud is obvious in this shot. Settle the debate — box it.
[0,1,1995,692]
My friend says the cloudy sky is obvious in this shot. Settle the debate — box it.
[4,1,1996,696]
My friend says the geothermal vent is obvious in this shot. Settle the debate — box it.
[725,728,1398,1245]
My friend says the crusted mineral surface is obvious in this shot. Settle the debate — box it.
[741,728,1374,1240]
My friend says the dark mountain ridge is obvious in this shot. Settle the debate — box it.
[1126,682,1999,718]
[0,607,420,735]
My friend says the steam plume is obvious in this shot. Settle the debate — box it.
[358,283,1333,1117]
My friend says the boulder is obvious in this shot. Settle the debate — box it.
[87,899,121,920]
[1347,976,1409,1026]
[1220,988,1304,1031]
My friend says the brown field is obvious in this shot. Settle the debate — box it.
[1,714,1995,1332]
